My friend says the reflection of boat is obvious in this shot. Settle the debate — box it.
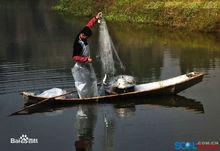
[14,95,204,115]
[114,95,204,114]
[21,72,204,104]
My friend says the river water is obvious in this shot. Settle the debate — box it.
[0,0,219,151]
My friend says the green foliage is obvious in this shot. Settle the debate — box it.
[53,0,70,13]
[53,0,93,16]
[54,0,220,32]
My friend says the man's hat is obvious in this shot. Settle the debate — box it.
[80,26,92,37]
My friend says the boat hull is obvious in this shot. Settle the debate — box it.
[21,72,204,104]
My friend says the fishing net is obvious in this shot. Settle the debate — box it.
[109,75,136,88]
[107,75,136,93]
[99,19,125,76]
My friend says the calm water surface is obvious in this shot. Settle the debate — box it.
[0,0,220,151]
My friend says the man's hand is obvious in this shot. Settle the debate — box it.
[96,12,103,20]
[87,58,92,63]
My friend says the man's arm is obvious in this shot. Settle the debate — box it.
[72,56,89,62]
[72,42,89,62]
[86,17,98,28]
[86,12,103,28]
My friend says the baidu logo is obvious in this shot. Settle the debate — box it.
[10,134,38,144]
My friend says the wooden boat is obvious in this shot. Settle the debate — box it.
[16,95,204,115]
[21,71,204,104]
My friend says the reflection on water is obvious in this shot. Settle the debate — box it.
[75,105,97,151]
[0,0,81,94]
[109,23,220,80]
[12,95,204,151]
[0,0,220,151]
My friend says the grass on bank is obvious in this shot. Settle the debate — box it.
[53,0,220,32]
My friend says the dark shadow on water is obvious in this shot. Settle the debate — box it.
[114,95,205,116]
[11,95,204,116]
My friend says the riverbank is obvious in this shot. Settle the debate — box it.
[53,0,220,32]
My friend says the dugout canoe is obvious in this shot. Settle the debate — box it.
[21,71,204,104]
[15,95,204,115]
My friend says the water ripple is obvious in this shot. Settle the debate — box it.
[0,62,74,94]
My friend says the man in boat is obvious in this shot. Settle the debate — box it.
[72,12,102,98]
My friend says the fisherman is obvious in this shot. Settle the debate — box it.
[72,12,103,98]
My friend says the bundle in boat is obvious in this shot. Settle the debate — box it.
[108,75,136,94]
